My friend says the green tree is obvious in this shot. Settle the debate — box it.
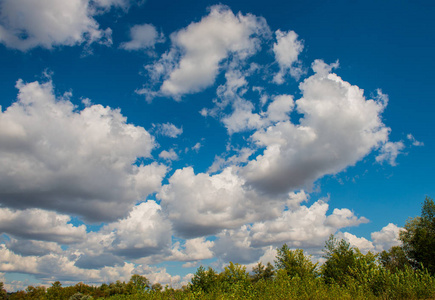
[378,245,411,272]
[26,285,46,299]
[69,293,93,300]
[46,281,63,300]
[275,244,318,279]
[151,282,162,292]
[127,274,150,294]
[189,266,218,293]
[251,262,274,283]
[321,235,356,285]
[0,282,7,300]
[219,262,252,295]
[400,196,435,274]
[220,262,250,285]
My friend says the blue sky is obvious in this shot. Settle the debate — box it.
[0,0,434,291]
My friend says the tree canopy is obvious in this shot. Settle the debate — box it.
[400,196,435,274]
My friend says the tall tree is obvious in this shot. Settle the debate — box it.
[0,282,7,300]
[275,244,318,279]
[378,246,411,273]
[189,266,218,293]
[251,262,275,283]
[321,235,356,285]
[400,196,435,274]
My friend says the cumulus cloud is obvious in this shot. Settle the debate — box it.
[242,60,391,195]
[213,226,263,264]
[376,141,405,166]
[159,149,179,161]
[222,98,263,134]
[208,147,254,174]
[120,23,164,51]
[0,243,184,287]
[407,134,424,146]
[158,166,283,238]
[0,0,112,51]
[170,237,215,262]
[93,0,142,10]
[340,232,375,253]
[272,30,304,83]
[371,223,402,252]
[153,122,183,138]
[0,79,166,222]
[212,197,368,264]
[76,201,172,263]
[264,94,295,122]
[141,5,270,99]
[0,208,86,244]
[5,239,63,257]
[249,199,368,248]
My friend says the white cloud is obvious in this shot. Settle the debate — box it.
[242,60,391,195]
[264,94,294,122]
[286,190,309,209]
[133,265,186,288]
[407,133,424,146]
[0,79,166,222]
[191,142,202,152]
[154,122,183,138]
[211,197,368,264]
[376,141,405,166]
[0,244,159,287]
[0,0,112,51]
[5,238,63,257]
[120,23,164,51]
[102,201,172,259]
[159,149,179,161]
[143,5,270,99]
[171,237,215,262]
[249,199,368,248]
[93,0,142,10]
[340,232,375,254]
[272,30,304,83]
[213,226,263,264]
[371,223,402,252]
[208,147,254,173]
[222,98,263,134]
[0,208,86,244]
[158,166,283,238]
[73,201,172,266]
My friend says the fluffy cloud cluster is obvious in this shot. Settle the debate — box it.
[120,24,164,51]
[0,3,411,291]
[158,166,283,238]
[0,79,166,221]
[243,60,391,195]
[140,5,270,99]
[273,30,304,83]
[0,0,115,51]
[211,197,369,264]
[73,201,172,266]
[0,208,86,244]
[153,122,183,138]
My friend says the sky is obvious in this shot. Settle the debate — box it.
[0,0,434,292]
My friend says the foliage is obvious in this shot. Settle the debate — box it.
[378,245,411,272]
[188,265,218,293]
[275,244,318,279]
[251,262,274,283]
[0,282,7,300]
[128,274,150,294]
[321,235,357,285]
[400,196,435,274]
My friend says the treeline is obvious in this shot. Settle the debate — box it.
[2,197,435,300]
